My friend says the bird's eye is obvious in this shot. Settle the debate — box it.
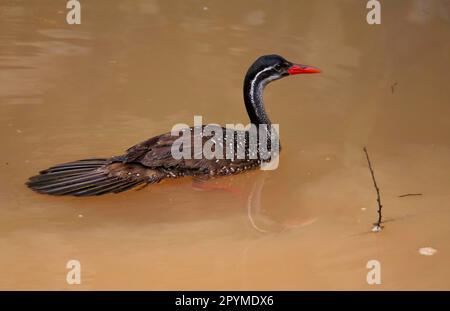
[274,64,282,71]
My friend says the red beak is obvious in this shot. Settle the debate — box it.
[287,64,321,75]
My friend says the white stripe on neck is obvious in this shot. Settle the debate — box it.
[249,66,274,104]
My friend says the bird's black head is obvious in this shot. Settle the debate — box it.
[245,54,321,88]
[243,54,321,125]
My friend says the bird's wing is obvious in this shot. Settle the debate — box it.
[121,126,257,175]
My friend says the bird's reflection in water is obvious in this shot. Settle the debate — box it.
[245,171,318,234]
[192,170,317,234]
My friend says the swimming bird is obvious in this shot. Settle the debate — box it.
[26,55,320,196]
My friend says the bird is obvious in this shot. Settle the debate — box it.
[26,54,320,196]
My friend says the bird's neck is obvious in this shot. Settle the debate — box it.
[243,71,273,126]
[243,70,281,157]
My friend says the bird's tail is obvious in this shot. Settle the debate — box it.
[26,158,151,196]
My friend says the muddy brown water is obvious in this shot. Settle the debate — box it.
[1,0,450,290]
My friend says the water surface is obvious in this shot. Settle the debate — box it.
[1,0,450,290]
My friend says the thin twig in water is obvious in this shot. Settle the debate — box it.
[363,147,383,232]
[398,193,423,198]
[391,82,398,94]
